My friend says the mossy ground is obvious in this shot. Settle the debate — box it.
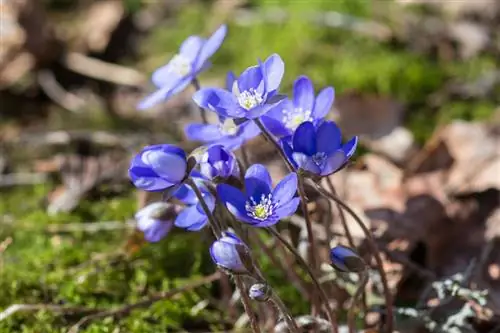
[1,0,497,331]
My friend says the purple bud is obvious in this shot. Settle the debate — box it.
[249,283,271,302]
[209,231,254,275]
[135,202,177,242]
[329,245,366,273]
[200,145,239,181]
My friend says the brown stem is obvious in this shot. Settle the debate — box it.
[311,182,394,333]
[267,227,337,331]
[253,118,295,172]
[186,178,222,237]
[235,276,262,333]
[348,269,369,333]
[325,177,355,249]
[191,78,208,124]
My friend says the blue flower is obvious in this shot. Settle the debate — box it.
[135,202,177,242]
[262,75,334,138]
[174,191,215,231]
[217,164,299,227]
[192,54,285,119]
[129,144,188,192]
[210,231,254,275]
[282,121,358,177]
[138,25,227,110]
[330,245,366,273]
[199,145,239,180]
[184,73,261,150]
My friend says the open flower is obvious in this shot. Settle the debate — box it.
[135,202,178,242]
[262,75,334,138]
[210,231,254,275]
[282,121,358,177]
[138,25,227,110]
[129,144,189,192]
[217,164,299,227]
[199,145,239,180]
[193,54,285,119]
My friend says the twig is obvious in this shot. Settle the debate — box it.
[68,272,220,333]
[234,276,262,333]
[37,70,86,112]
[0,173,47,187]
[348,269,369,333]
[46,220,136,233]
[0,304,100,322]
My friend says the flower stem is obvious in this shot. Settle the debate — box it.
[310,182,394,333]
[191,78,208,124]
[348,269,369,333]
[269,290,300,333]
[267,227,337,331]
[186,178,222,238]
[234,276,262,333]
[253,118,295,172]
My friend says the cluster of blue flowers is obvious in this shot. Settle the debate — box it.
[129,25,359,275]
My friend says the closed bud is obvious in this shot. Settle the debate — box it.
[329,245,366,273]
[249,283,271,302]
[209,231,255,275]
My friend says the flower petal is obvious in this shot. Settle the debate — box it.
[320,150,346,176]
[263,54,284,94]
[293,76,314,111]
[281,139,298,169]
[180,36,205,60]
[196,25,227,67]
[173,184,198,205]
[141,149,186,183]
[226,71,236,91]
[184,123,223,143]
[313,87,334,119]
[244,164,272,199]
[193,88,241,118]
[292,152,321,175]
[217,184,250,222]
[293,122,316,155]
[175,205,207,230]
[316,121,342,154]
[274,197,300,219]
[342,136,358,158]
[245,103,276,119]
[260,114,290,138]
[137,85,175,110]
[238,121,261,142]
[129,154,174,191]
[237,65,264,93]
[272,172,298,205]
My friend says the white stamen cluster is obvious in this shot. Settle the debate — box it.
[312,152,327,167]
[282,107,313,131]
[219,119,239,136]
[237,89,263,110]
[245,193,276,221]
[169,54,192,76]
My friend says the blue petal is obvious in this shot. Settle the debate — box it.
[248,215,280,228]
[245,103,276,119]
[342,136,358,158]
[244,164,272,199]
[142,219,173,242]
[210,238,245,272]
[274,197,300,219]
[238,121,261,142]
[293,122,316,156]
[237,65,264,93]
[226,71,236,91]
[313,87,334,119]
[293,76,314,112]
[272,172,298,205]
[175,205,207,230]
[151,62,178,88]
[129,154,174,191]
[281,139,298,169]
[316,121,342,154]
[320,150,346,176]
[140,149,186,183]
[215,136,245,151]
[137,85,175,110]
[173,184,198,205]
[195,25,227,67]
[263,54,284,94]
[260,114,290,138]
[193,88,240,118]
[292,152,321,175]
[184,123,224,143]
[180,36,205,60]
[217,184,250,222]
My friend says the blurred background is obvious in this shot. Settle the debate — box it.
[0,0,499,332]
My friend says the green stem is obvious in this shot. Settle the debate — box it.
[191,78,208,124]
[310,182,394,333]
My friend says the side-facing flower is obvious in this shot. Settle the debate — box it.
[199,144,239,181]
[138,25,227,110]
[174,191,215,231]
[135,202,179,242]
[193,54,285,119]
[330,245,366,273]
[210,231,255,275]
[217,164,299,227]
[282,121,358,177]
[262,75,334,138]
[129,144,191,192]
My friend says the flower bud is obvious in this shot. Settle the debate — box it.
[249,283,271,302]
[135,202,177,243]
[329,245,366,273]
[209,231,254,275]
[199,145,239,181]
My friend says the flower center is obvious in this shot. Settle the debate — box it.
[282,107,313,131]
[219,119,239,136]
[169,54,192,76]
[312,152,327,167]
[245,193,276,221]
[237,89,263,110]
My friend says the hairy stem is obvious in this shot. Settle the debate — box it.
[311,182,394,333]
[348,269,369,333]
[191,78,208,124]
[186,178,221,238]
[268,227,337,331]
[253,118,295,172]
[235,276,262,333]
[270,291,300,333]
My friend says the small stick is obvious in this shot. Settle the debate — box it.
[234,277,262,333]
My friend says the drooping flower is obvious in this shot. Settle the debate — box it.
[193,54,285,119]
[138,25,227,110]
[174,191,215,231]
[198,144,239,180]
[282,121,358,177]
[129,144,191,192]
[184,73,261,151]
[261,75,334,138]
[330,245,366,273]
[210,231,254,275]
[135,202,179,242]
[217,164,299,227]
